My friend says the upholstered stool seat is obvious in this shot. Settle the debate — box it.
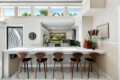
[53,58,63,62]
[85,58,94,62]
[70,58,81,62]
[37,58,47,62]
[23,58,32,62]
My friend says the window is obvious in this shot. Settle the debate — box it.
[19,8,31,16]
[52,8,64,16]
[3,8,15,16]
[68,9,80,16]
[35,8,48,16]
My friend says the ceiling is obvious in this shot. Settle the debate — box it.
[41,21,74,30]
[0,0,83,6]
[0,0,83,2]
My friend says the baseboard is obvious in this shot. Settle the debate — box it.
[22,64,87,68]
[99,69,113,80]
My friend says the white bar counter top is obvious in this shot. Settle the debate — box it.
[3,47,106,78]
[4,47,106,54]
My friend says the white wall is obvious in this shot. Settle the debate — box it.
[73,16,83,46]
[90,0,106,8]
[0,27,5,79]
[93,0,120,43]
[41,27,49,46]
[82,16,93,46]
[6,17,74,47]
[66,29,73,40]
[93,0,120,80]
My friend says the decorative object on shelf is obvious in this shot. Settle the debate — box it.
[29,32,37,40]
[84,39,92,49]
[74,40,80,47]
[84,29,99,49]
[90,36,98,50]
[88,29,99,37]
[97,23,109,39]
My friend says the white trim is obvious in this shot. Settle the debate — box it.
[41,27,49,33]
[31,6,35,17]
[15,7,18,17]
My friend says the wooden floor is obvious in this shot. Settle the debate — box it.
[3,67,112,80]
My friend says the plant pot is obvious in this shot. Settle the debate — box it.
[92,42,96,50]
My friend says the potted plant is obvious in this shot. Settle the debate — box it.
[74,40,81,47]
[90,36,98,50]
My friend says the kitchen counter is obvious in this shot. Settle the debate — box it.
[3,47,106,78]
[4,47,106,54]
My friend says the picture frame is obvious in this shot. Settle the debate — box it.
[97,23,109,39]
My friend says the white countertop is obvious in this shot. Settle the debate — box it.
[3,47,106,54]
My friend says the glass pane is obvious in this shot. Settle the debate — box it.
[19,8,31,16]
[52,9,64,16]
[68,9,80,16]
[3,8,15,16]
[36,8,48,16]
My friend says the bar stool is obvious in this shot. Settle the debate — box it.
[84,52,99,78]
[70,52,83,78]
[17,52,33,79]
[53,52,64,79]
[35,52,48,79]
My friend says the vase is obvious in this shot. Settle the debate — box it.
[92,42,96,50]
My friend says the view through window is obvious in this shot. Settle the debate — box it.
[52,8,64,16]
[3,8,15,16]
[2,7,80,17]
[68,9,80,16]
[36,8,48,16]
[19,8,31,16]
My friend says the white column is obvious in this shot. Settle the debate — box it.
[0,28,5,79]
[31,6,35,16]
[64,7,68,17]
[4,53,9,78]
[48,7,51,17]
[1,8,3,17]
[15,7,18,16]
[117,6,120,80]
[0,8,1,17]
